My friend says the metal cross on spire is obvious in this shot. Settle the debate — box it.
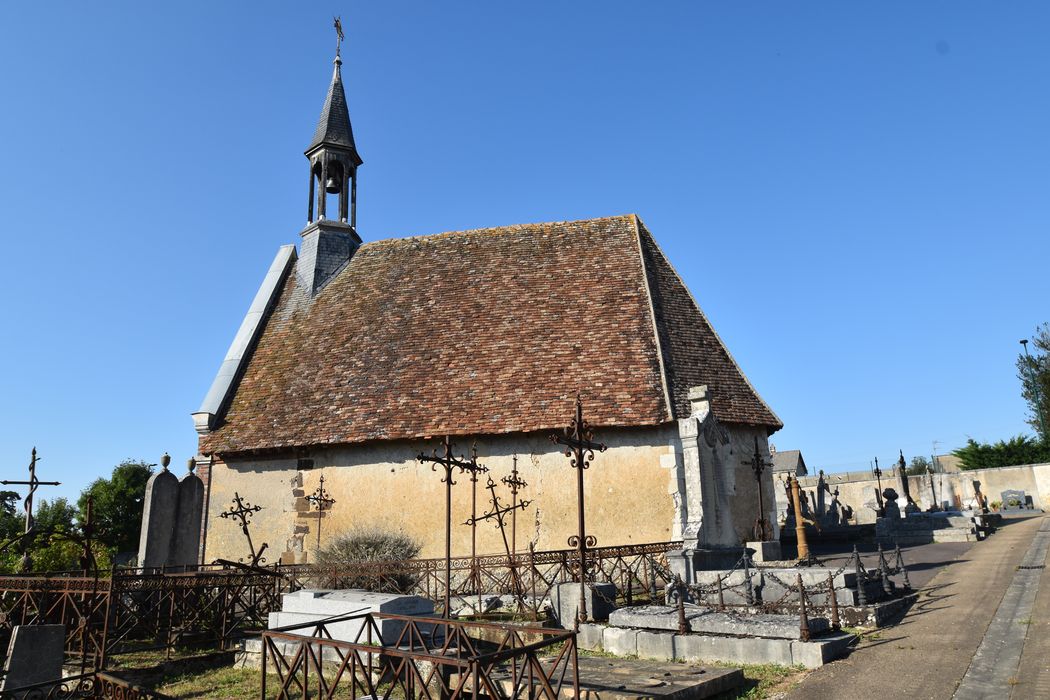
[2,447,61,572]
[219,492,268,567]
[550,394,606,627]
[333,16,345,57]
[741,435,773,541]
[305,475,336,554]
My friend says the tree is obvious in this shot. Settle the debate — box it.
[77,459,154,554]
[906,456,930,476]
[1017,323,1050,443]
[952,435,1050,471]
[34,498,76,534]
[0,491,23,543]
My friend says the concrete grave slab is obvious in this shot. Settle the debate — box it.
[609,605,829,639]
[271,589,434,645]
[488,656,743,700]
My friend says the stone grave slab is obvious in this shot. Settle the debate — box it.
[269,589,434,644]
[1000,489,1028,511]
[1,625,65,692]
[608,605,830,639]
[549,581,616,627]
[488,656,743,700]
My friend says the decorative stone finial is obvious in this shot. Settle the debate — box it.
[161,453,171,470]
[187,457,196,474]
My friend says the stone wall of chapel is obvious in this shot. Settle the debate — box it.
[202,425,683,563]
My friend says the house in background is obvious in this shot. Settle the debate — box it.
[771,448,808,477]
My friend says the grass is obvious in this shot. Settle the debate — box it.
[157,666,406,699]
[710,662,809,699]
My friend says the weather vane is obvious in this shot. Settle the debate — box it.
[334,16,345,57]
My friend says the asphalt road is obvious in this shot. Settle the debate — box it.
[783,514,1050,700]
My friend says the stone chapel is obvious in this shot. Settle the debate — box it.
[191,46,783,564]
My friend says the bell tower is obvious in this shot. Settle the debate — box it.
[298,18,363,295]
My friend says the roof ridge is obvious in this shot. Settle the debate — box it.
[359,213,639,249]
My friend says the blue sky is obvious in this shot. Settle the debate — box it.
[1,2,1047,501]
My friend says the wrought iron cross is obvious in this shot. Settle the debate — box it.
[219,492,268,567]
[418,435,476,617]
[459,442,489,603]
[2,447,61,572]
[78,494,98,575]
[741,435,773,541]
[872,457,885,516]
[550,395,606,627]
[305,475,336,554]
[501,455,528,557]
[466,475,532,608]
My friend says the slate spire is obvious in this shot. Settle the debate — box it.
[306,55,362,163]
[304,24,362,230]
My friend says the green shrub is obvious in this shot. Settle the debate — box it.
[313,526,421,592]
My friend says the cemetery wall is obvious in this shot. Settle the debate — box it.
[202,425,685,563]
[773,462,1050,525]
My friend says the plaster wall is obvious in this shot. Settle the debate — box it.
[203,426,683,563]
[773,463,1050,525]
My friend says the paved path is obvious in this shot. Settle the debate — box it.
[783,515,1050,700]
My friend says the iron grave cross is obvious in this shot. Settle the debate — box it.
[2,447,61,572]
[305,475,336,554]
[219,492,268,567]
[550,394,606,627]
[418,435,476,617]
[741,435,773,541]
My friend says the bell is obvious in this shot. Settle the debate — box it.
[325,176,341,194]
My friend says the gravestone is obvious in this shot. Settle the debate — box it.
[550,581,617,627]
[138,455,205,568]
[0,624,64,692]
[1000,489,1028,511]
[270,589,433,644]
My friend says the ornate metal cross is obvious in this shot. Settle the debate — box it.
[550,395,606,627]
[501,455,528,557]
[418,435,475,617]
[466,475,532,608]
[460,442,488,599]
[872,457,885,516]
[741,435,773,541]
[2,447,61,572]
[78,494,99,575]
[219,492,268,567]
[305,475,336,554]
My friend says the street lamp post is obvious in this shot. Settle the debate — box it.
[1021,339,1048,441]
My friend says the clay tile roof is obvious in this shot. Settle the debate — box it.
[199,215,780,456]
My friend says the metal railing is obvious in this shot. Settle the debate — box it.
[260,611,578,699]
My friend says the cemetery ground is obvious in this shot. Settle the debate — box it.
[89,514,1045,699]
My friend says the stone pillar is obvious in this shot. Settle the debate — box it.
[171,462,205,568]
[137,459,179,569]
